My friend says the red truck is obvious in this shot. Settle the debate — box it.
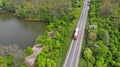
[73,28,79,40]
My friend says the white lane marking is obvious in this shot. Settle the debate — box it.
[69,3,86,67]
[64,0,86,67]
[63,0,89,67]
[77,1,86,28]
[69,39,78,67]
[63,40,74,67]
[75,1,90,67]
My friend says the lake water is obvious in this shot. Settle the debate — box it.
[0,13,48,49]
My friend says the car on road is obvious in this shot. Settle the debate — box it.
[73,28,79,40]
[87,1,90,6]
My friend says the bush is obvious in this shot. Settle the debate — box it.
[24,47,34,56]
[0,56,7,67]
[88,32,97,40]
[35,35,44,44]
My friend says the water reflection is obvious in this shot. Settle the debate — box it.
[0,13,48,49]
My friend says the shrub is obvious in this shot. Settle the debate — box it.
[88,32,97,40]
[24,47,34,56]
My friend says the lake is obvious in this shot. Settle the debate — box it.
[0,13,48,49]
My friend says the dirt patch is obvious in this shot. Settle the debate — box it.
[25,45,44,67]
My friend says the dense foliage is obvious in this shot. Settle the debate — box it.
[80,0,120,67]
[35,0,84,67]
[0,45,27,67]
[0,0,80,22]
[24,47,33,56]
[1,0,120,67]
[0,0,84,67]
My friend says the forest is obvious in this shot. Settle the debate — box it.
[0,0,80,22]
[80,0,120,67]
[1,0,120,67]
[0,0,83,67]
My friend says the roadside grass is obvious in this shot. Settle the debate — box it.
[79,33,88,67]
[56,1,84,67]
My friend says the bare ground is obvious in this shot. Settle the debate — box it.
[25,45,44,67]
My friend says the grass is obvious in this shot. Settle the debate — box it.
[56,1,84,67]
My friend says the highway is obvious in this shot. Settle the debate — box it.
[63,0,90,67]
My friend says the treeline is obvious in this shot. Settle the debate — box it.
[80,0,120,67]
[0,0,80,22]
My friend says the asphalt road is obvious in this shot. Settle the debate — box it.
[63,0,90,67]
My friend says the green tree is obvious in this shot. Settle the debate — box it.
[24,47,33,56]
[88,32,97,40]
[84,48,95,64]
[6,55,14,67]
[95,57,107,67]
[102,31,109,45]
[0,56,7,67]
[99,0,113,18]
[46,58,56,67]
[15,6,27,18]
[55,40,61,49]
[35,53,46,67]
